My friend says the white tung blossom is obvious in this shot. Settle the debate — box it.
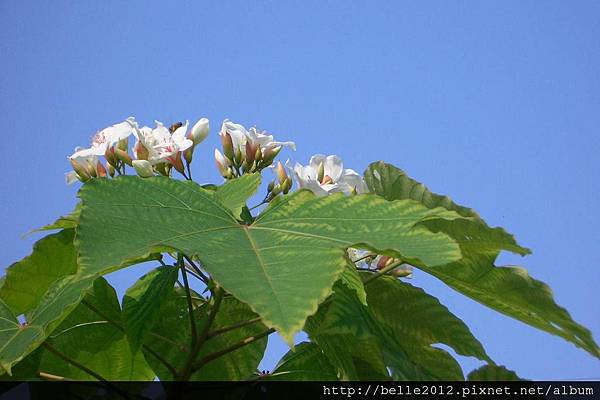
[293,154,368,196]
[129,119,193,165]
[69,118,134,159]
[220,119,296,155]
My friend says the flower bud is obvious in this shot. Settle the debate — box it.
[171,152,185,174]
[390,266,413,278]
[69,159,91,181]
[96,161,107,178]
[261,146,282,168]
[132,160,154,178]
[105,147,118,167]
[107,162,116,177]
[280,177,292,194]
[275,161,287,185]
[321,175,333,185]
[245,141,258,166]
[115,148,133,166]
[215,149,231,177]
[221,133,234,160]
[184,145,194,165]
[376,255,394,270]
[134,141,149,161]
[267,181,276,193]
[233,147,244,167]
[189,118,209,145]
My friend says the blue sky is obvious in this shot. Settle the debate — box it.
[1,1,599,379]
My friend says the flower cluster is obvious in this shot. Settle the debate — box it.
[292,154,368,196]
[215,120,296,179]
[66,116,208,183]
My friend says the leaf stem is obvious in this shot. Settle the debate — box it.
[42,342,128,398]
[191,328,275,372]
[179,254,198,350]
[363,260,404,285]
[206,317,262,339]
[183,255,210,284]
[177,286,224,381]
[80,299,179,378]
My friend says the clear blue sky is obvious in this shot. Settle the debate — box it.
[1,1,599,380]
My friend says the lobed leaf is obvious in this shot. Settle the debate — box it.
[267,342,338,381]
[76,176,465,343]
[365,161,600,359]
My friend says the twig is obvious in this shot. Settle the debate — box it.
[183,255,210,283]
[42,342,129,399]
[178,286,224,381]
[179,254,198,349]
[192,328,275,372]
[206,317,262,339]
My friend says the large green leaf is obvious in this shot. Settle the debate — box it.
[76,176,466,342]
[39,278,154,380]
[364,275,490,362]
[122,266,179,352]
[304,284,390,380]
[307,280,463,381]
[27,204,81,234]
[365,161,600,359]
[0,230,158,373]
[267,342,338,381]
[0,230,77,315]
[143,288,267,381]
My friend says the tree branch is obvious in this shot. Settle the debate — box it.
[177,286,224,381]
[206,317,262,339]
[42,342,129,399]
[363,260,404,285]
[179,254,198,350]
[192,328,275,372]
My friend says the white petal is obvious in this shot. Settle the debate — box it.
[308,154,327,171]
[70,145,106,159]
[324,155,344,182]
[153,120,171,142]
[172,120,189,143]
[340,169,369,194]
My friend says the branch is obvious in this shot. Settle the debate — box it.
[42,342,129,399]
[183,255,210,283]
[81,299,179,378]
[206,317,262,339]
[179,254,198,349]
[192,328,275,372]
[177,286,224,381]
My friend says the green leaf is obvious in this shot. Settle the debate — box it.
[26,204,81,235]
[0,299,20,374]
[0,230,77,315]
[0,230,159,373]
[339,261,367,306]
[143,288,267,380]
[365,161,600,359]
[267,342,338,381]
[122,266,179,353]
[304,284,390,380]
[468,364,523,381]
[364,275,490,362]
[214,173,262,218]
[39,278,154,380]
[76,176,465,343]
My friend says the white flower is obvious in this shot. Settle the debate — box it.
[293,154,368,196]
[189,118,209,145]
[65,148,100,185]
[69,118,134,159]
[220,119,295,156]
[129,119,193,165]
